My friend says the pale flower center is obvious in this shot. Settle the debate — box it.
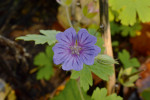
[70,45,81,55]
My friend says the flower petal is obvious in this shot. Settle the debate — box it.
[62,55,83,71]
[52,43,70,65]
[80,45,100,65]
[80,53,95,65]
[77,29,97,46]
[80,47,95,65]
[56,27,76,45]
[94,45,101,56]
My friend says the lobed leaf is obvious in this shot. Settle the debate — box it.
[118,49,140,69]
[89,61,114,81]
[51,80,92,100]
[110,21,141,37]
[92,88,123,100]
[36,65,53,80]
[16,30,60,45]
[120,23,141,37]
[34,46,54,80]
[71,58,114,91]
[109,0,150,25]
[71,66,93,91]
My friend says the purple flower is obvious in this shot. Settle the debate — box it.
[52,28,101,71]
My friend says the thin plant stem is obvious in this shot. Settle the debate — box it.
[77,80,85,100]
[65,6,73,27]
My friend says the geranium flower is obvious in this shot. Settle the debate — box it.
[52,28,101,71]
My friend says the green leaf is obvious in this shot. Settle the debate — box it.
[57,0,72,6]
[87,26,105,53]
[34,46,54,80]
[130,58,140,67]
[109,0,150,25]
[92,88,123,100]
[110,21,141,37]
[82,6,97,19]
[16,30,60,45]
[112,41,119,47]
[71,60,114,91]
[110,22,121,36]
[86,13,97,19]
[118,68,139,87]
[51,79,92,100]
[118,50,140,87]
[89,61,114,81]
[118,49,140,69]
[64,0,73,6]
[141,88,150,100]
[36,65,53,80]
[95,36,105,54]
[120,23,141,37]
[71,66,93,91]
[95,54,118,65]
[88,24,99,35]
[82,6,88,17]
[109,9,115,21]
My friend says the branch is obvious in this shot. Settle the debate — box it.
[99,0,116,95]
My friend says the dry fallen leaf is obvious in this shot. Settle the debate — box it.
[0,81,16,100]
[136,58,150,92]
[130,23,150,56]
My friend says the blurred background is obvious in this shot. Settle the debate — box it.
[0,0,150,100]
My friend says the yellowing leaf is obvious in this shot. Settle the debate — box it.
[118,68,139,87]
[0,83,16,100]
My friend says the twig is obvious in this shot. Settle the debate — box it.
[0,35,29,66]
[99,0,116,95]
[49,79,67,99]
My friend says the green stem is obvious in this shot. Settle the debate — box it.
[77,80,85,100]
[65,7,73,27]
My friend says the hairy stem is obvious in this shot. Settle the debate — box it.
[65,7,73,27]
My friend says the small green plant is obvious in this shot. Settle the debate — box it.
[34,45,54,80]
[118,49,140,87]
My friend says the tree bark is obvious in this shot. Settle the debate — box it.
[99,0,116,95]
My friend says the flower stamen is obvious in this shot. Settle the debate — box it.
[70,45,81,55]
